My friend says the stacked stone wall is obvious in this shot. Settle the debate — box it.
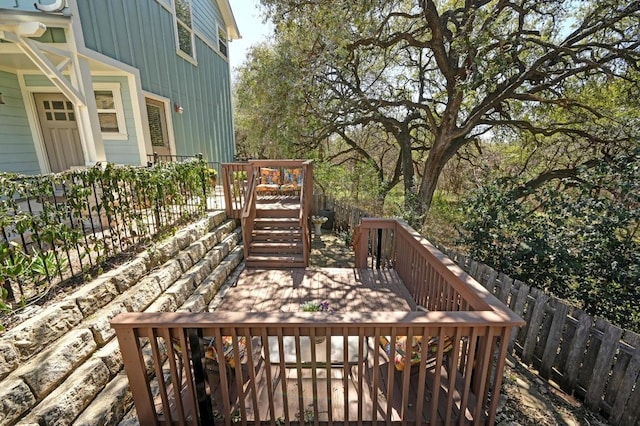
[0,211,244,425]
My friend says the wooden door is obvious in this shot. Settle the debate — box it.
[145,98,171,156]
[34,93,84,173]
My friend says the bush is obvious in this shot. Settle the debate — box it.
[459,150,640,330]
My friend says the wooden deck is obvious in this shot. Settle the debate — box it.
[202,268,479,424]
[217,267,417,313]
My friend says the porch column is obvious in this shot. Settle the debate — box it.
[69,55,106,165]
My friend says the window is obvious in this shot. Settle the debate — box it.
[218,26,228,58]
[93,84,127,139]
[174,0,195,61]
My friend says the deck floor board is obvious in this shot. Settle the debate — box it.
[204,267,478,424]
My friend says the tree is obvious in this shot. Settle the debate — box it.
[459,149,640,330]
[257,0,640,222]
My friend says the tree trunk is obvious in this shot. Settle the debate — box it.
[398,128,415,211]
[418,138,455,219]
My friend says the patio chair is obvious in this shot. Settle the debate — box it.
[256,167,281,194]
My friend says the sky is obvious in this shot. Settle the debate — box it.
[228,0,273,81]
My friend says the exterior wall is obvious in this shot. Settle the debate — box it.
[192,0,225,47]
[93,75,140,165]
[21,73,141,166]
[0,71,40,174]
[76,0,236,164]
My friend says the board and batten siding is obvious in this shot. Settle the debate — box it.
[191,0,225,48]
[76,0,236,165]
[93,75,140,165]
[0,71,41,174]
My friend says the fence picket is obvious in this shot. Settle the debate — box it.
[540,299,568,379]
[585,320,623,410]
[609,332,640,424]
[562,310,593,392]
[508,281,530,351]
[498,273,513,305]
[619,363,640,425]
[522,289,549,364]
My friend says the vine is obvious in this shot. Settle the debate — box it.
[0,159,209,329]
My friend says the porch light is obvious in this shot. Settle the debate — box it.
[173,102,184,114]
[0,93,4,104]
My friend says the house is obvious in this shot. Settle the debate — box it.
[0,0,239,174]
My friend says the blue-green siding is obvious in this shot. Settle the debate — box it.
[0,71,40,174]
[76,0,236,164]
[192,0,225,47]
[94,76,140,165]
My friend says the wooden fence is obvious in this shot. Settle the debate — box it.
[445,251,640,426]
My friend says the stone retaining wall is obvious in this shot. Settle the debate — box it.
[0,211,244,426]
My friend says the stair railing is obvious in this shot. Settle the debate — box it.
[300,160,313,266]
[240,165,258,260]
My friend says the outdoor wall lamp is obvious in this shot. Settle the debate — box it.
[174,102,183,114]
[0,93,4,105]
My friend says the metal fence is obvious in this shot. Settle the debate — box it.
[0,161,209,307]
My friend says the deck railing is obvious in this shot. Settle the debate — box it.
[221,160,314,264]
[112,217,523,425]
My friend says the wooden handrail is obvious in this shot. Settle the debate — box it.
[240,166,258,261]
[300,160,313,265]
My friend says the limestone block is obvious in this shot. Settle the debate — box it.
[72,276,119,317]
[194,269,227,304]
[174,227,195,250]
[24,359,110,426]
[185,241,206,263]
[0,379,36,425]
[107,257,148,292]
[72,372,132,426]
[177,294,206,313]
[94,340,123,376]
[214,220,237,242]
[0,341,19,380]
[155,238,179,263]
[19,328,96,399]
[165,275,196,307]
[4,300,83,361]
[210,211,226,227]
[85,302,127,346]
[148,260,182,291]
[117,407,140,426]
[146,294,177,313]
[120,276,161,312]
[201,231,219,251]
[175,251,194,271]
[187,257,214,285]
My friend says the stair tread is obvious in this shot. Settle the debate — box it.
[246,254,304,261]
[250,242,302,247]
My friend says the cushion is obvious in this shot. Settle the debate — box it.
[380,335,453,371]
[260,168,281,185]
[282,168,303,186]
[204,336,247,369]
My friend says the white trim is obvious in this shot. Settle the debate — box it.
[172,0,198,65]
[216,23,228,59]
[17,73,53,174]
[215,0,240,40]
[143,91,177,157]
[93,82,128,140]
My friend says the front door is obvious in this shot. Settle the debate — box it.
[34,93,84,173]
[145,98,171,156]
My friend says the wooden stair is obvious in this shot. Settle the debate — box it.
[245,199,305,268]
